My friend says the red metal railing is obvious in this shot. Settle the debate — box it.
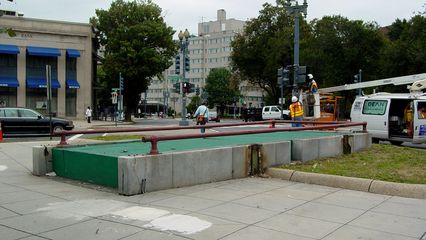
[55,120,365,146]
[142,121,367,155]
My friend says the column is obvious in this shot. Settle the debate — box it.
[17,47,26,107]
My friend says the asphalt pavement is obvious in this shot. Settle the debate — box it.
[0,129,426,239]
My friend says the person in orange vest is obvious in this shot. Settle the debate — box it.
[289,96,304,127]
[404,102,414,137]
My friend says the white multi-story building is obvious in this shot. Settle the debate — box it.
[144,9,264,115]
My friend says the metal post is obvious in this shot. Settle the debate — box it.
[46,65,52,140]
[285,0,308,98]
[293,13,300,97]
[144,91,147,118]
[358,69,362,96]
[179,29,190,126]
[280,78,284,119]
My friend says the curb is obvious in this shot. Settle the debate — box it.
[266,168,426,199]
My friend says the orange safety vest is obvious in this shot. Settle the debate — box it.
[290,102,304,118]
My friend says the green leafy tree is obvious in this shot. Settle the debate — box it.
[205,68,239,114]
[91,0,176,120]
[302,16,386,88]
[231,2,302,103]
[381,15,426,78]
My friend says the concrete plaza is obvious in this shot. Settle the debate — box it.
[0,141,425,240]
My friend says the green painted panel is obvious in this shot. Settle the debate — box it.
[53,148,118,188]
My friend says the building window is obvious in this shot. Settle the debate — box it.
[0,87,17,107]
[26,55,58,114]
[0,54,18,107]
[65,57,77,117]
[66,89,77,117]
[26,88,58,116]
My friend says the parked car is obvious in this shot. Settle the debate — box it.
[0,107,74,136]
[209,110,220,122]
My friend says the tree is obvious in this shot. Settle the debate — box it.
[302,16,386,88]
[231,2,303,103]
[381,15,426,78]
[91,0,176,120]
[205,68,239,114]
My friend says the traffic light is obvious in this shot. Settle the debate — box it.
[283,69,290,85]
[119,75,124,90]
[354,74,359,83]
[296,65,307,84]
[175,54,181,75]
[195,86,200,95]
[277,67,283,85]
[184,56,190,72]
[182,82,189,93]
[173,82,180,93]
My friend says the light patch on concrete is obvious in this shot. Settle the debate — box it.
[0,165,8,171]
[37,199,130,220]
[68,134,83,141]
[144,214,212,235]
[112,206,169,222]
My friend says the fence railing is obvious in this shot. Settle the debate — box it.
[55,120,366,151]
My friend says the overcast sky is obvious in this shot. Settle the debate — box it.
[1,0,425,36]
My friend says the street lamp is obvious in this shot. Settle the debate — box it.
[178,29,190,126]
[284,0,308,97]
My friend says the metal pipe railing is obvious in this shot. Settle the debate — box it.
[54,120,355,146]
[142,122,367,155]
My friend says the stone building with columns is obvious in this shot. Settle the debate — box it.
[0,15,93,119]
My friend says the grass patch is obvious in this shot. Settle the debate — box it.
[280,144,426,184]
[88,135,142,141]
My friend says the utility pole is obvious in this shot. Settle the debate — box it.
[178,29,190,126]
[284,0,308,97]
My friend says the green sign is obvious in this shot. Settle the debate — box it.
[111,88,120,91]
[168,75,182,82]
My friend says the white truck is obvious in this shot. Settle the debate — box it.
[262,105,291,120]
[350,79,426,145]
[351,92,426,145]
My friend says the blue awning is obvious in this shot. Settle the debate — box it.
[66,49,80,58]
[26,78,61,89]
[0,44,20,55]
[66,79,80,89]
[27,46,61,57]
[0,77,19,87]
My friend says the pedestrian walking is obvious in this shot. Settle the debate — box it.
[85,106,92,123]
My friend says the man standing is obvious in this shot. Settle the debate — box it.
[289,96,303,127]
[85,106,92,123]
[193,101,209,133]
[307,74,318,93]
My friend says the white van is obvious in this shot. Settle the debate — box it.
[350,93,426,145]
[262,105,290,120]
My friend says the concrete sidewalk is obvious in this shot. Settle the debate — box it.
[0,142,425,240]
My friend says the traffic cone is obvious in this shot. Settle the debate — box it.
[0,125,3,142]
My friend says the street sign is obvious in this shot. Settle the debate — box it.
[168,75,182,82]
[111,92,118,104]
[111,88,120,92]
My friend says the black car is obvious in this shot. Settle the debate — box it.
[0,107,74,136]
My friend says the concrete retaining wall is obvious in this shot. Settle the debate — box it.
[118,142,292,196]
[291,133,370,161]
[32,145,54,176]
[35,133,370,196]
